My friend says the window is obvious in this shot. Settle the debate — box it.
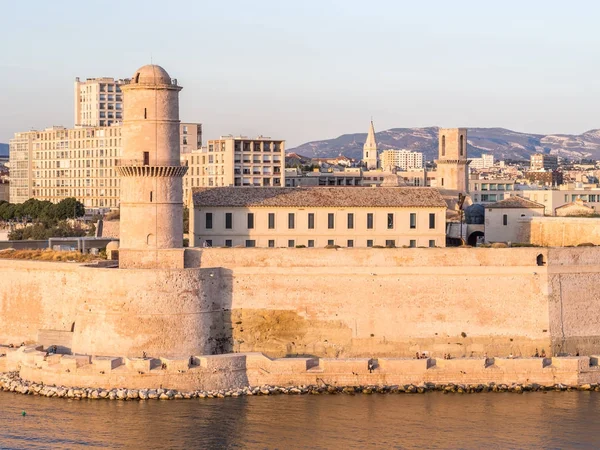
[206,240,212,247]
[328,239,334,246]
[268,213,275,229]
[367,240,374,247]
[409,240,417,248]
[387,213,394,229]
[206,213,213,229]
[460,135,464,156]
[308,213,315,229]
[367,213,374,229]
[410,213,417,229]
[429,213,436,229]
[288,240,295,248]
[328,213,335,229]
[225,239,232,247]
[347,240,354,248]
[245,240,256,248]
[429,240,436,248]
[503,214,508,226]
[441,135,445,156]
[225,213,233,229]
[268,240,275,248]
[247,213,254,229]
[347,213,354,229]
[144,108,147,119]
[385,239,395,248]
[143,151,149,166]
[308,240,315,248]
[288,213,295,229]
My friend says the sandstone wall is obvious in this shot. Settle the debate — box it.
[0,260,229,358]
[200,248,553,358]
[547,248,600,355]
[518,217,600,246]
[2,247,600,362]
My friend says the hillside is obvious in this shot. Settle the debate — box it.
[288,127,600,162]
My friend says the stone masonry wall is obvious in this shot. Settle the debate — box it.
[1,247,600,362]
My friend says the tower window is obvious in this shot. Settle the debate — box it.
[441,135,446,156]
[150,191,153,202]
[135,73,140,83]
[143,151,149,166]
[460,135,464,156]
[144,108,147,119]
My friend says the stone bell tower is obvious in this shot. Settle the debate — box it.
[436,128,470,193]
[116,64,188,268]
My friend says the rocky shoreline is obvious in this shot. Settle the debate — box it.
[2,372,600,400]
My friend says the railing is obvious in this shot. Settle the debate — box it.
[115,158,188,167]
[121,78,179,86]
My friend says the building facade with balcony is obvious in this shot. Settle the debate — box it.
[189,136,285,189]
[74,77,125,127]
[380,149,424,170]
[189,186,447,249]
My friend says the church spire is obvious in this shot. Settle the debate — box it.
[362,120,378,170]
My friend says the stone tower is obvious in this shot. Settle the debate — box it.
[116,64,188,269]
[363,120,378,170]
[435,128,470,193]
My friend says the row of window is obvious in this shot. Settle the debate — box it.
[203,239,437,248]
[205,212,436,230]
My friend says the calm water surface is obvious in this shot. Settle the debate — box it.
[1,391,600,449]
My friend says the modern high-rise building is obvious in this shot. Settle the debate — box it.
[9,122,200,210]
[362,121,378,170]
[531,154,558,171]
[183,136,285,192]
[10,72,201,211]
[380,149,424,170]
[74,77,126,127]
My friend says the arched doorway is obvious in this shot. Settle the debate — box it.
[468,231,484,247]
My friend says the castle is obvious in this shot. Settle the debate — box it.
[2,64,600,391]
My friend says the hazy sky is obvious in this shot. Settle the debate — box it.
[1,0,599,147]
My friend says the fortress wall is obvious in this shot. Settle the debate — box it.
[2,247,600,362]
[200,248,553,358]
[547,248,600,355]
[0,260,229,358]
[518,217,600,247]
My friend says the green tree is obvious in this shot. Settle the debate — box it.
[53,198,86,221]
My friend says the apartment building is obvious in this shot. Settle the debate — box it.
[470,154,494,170]
[469,179,518,204]
[189,136,284,189]
[531,154,558,171]
[74,77,125,127]
[380,149,424,170]
[190,186,447,248]
[508,185,600,215]
[9,123,200,211]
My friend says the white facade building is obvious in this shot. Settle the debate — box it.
[380,149,424,170]
[469,154,494,170]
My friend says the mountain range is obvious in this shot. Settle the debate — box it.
[288,127,600,162]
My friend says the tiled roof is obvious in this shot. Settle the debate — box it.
[192,187,447,208]
[487,196,545,209]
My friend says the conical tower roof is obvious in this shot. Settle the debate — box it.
[364,120,377,151]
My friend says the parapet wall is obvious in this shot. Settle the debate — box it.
[4,346,600,391]
[518,217,600,247]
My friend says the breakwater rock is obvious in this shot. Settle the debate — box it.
[1,372,599,401]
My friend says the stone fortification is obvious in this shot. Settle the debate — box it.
[2,247,600,361]
[518,217,600,247]
[2,346,600,393]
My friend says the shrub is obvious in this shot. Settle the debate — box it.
[295,244,306,248]
[325,244,340,249]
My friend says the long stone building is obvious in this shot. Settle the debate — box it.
[189,185,447,248]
